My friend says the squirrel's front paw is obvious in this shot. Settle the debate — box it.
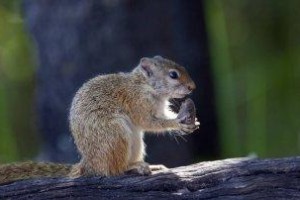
[126,162,151,176]
[179,122,199,134]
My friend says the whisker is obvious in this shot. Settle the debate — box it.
[172,131,188,143]
[173,135,179,144]
[168,131,180,144]
[177,133,187,142]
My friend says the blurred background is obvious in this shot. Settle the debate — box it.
[0,0,299,166]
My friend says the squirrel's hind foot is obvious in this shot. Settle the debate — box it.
[126,162,169,176]
[126,162,151,176]
[149,164,168,171]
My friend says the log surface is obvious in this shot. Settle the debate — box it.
[1,157,300,199]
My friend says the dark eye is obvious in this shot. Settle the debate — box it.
[169,70,179,79]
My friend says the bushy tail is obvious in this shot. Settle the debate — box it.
[0,161,72,184]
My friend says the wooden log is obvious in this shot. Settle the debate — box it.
[1,157,300,199]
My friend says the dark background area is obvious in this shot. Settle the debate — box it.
[0,0,299,165]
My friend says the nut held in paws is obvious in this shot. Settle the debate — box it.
[177,98,196,125]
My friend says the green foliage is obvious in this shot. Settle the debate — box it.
[205,0,300,157]
[0,2,37,162]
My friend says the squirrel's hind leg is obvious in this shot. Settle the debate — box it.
[71,120,131,177]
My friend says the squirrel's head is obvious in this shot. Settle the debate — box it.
[138,55,196,99]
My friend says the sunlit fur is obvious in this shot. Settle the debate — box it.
[69,56,196,177]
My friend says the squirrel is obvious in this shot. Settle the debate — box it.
[0,55,199,184]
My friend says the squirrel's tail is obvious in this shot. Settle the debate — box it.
[0,161,72,184]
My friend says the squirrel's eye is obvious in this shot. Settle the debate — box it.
[169,71,179,79]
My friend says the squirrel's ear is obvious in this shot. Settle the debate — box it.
[140,57,154,77]
[153,55,163,60]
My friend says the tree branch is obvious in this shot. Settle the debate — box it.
[1,157,300,199]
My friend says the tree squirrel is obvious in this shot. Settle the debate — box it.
[0,56,199,184]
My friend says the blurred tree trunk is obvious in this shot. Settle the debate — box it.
[23,0,218,166]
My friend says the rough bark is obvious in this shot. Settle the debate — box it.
[1,157,300,199]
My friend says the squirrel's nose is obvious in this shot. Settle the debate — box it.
[187,82,196,91]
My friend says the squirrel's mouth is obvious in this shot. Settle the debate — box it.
[172,88,193,99]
